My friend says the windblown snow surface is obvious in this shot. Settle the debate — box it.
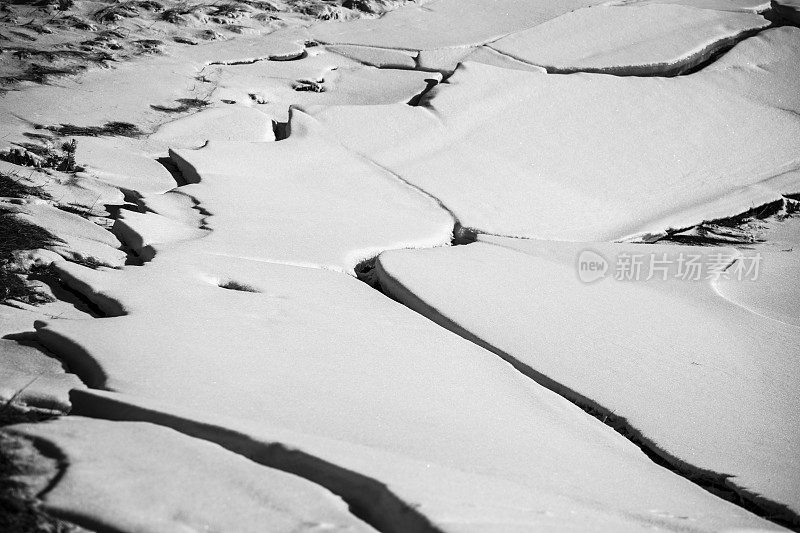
[1,0,799,531]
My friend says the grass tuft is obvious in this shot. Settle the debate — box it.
[0,140,78,172]
[0,172,51,200]
[0,424,81,533]
[219,280,260,293]
[37,121,142,138]
[150,97,209,113]
[0,208,63,304]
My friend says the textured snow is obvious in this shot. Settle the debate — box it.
[6,417,375,532]
[150,106,276,149]
[112,209,208,258]
[306,27,800,241]
[713,213,800,326]
[31,252,781,532]
[606,0,771,12]
[2,203,126,267]
[490,4,768,74]
[0,161,124,215]
[375,237,800,515]
[325,45,418,69]
[3,3,798,529]
[207,48,440,121]
[0,341,83,412]
[74,136,176,195]
[168,134,454,273]
[310,0,606,50]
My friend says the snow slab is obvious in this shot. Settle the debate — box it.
[74,136,176,195]
[325,45,418,69]
[31,252,784,532]
[0,161,124,215]
[149,105,275,149]
[0,34,305,150]
[207,48,440,121]
[606,0,771,12]
[489,4,768,75]
[0,340,83,412]
[178,34,306,65]
[6,417,375,533]
[713,212,800,326]
[112,209,209,257]
[168,134,454,273]
[304,28,800,241]
[2,202,126,267]
[375,237,800,517]
[310,0,607,50]
[140,190,206,228]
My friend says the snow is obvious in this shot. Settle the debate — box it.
[607,0,771,12]
[2,203,127,267]
[168,133,454,273]
[713,212,800,326]
[0,161,124,215]
[150,105,276,149]
[112,209,208,258]
[31,252,781,532]
[325,45,417,69]
[374,237,800,516]
[6,417,376,532]
[310,0,607,50]
[489,4,769,75]
[2,2,798,529]
[206,48,440,121]
[0,341,83,412]
[74,136,176,195]
[305,27,800,241]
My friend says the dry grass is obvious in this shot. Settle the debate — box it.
[219,280,260,292]
[151,97,210,113]
[0,172,52,201]
[36,121,142,138]
[0,140,77,172]
[0,208,63,304]
[0,0,410,91]
[0,414,81,533]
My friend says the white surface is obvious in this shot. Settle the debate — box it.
[305,28,800,241]
[375,237,800,515]
[3,202,126,267]
[7,417,375,533]
[31,252,783,532]
[490,4,768,74]
[75,137,176,195]
[150,105,276,149]
[310,0,607,50]
[169,135,454,273]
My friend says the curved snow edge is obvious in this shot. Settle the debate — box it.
[373,250,800,529]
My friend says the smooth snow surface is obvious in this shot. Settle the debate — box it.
[168,134,454,273]
[7,417,376,532]
[375,237,800,516]
[150,106,276,149]
[310,0,607,49]
[32,252,782,532]
[307,27,800,241]
[0,341,83,412]
[74,136,176,194]
[490,4,768,74]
